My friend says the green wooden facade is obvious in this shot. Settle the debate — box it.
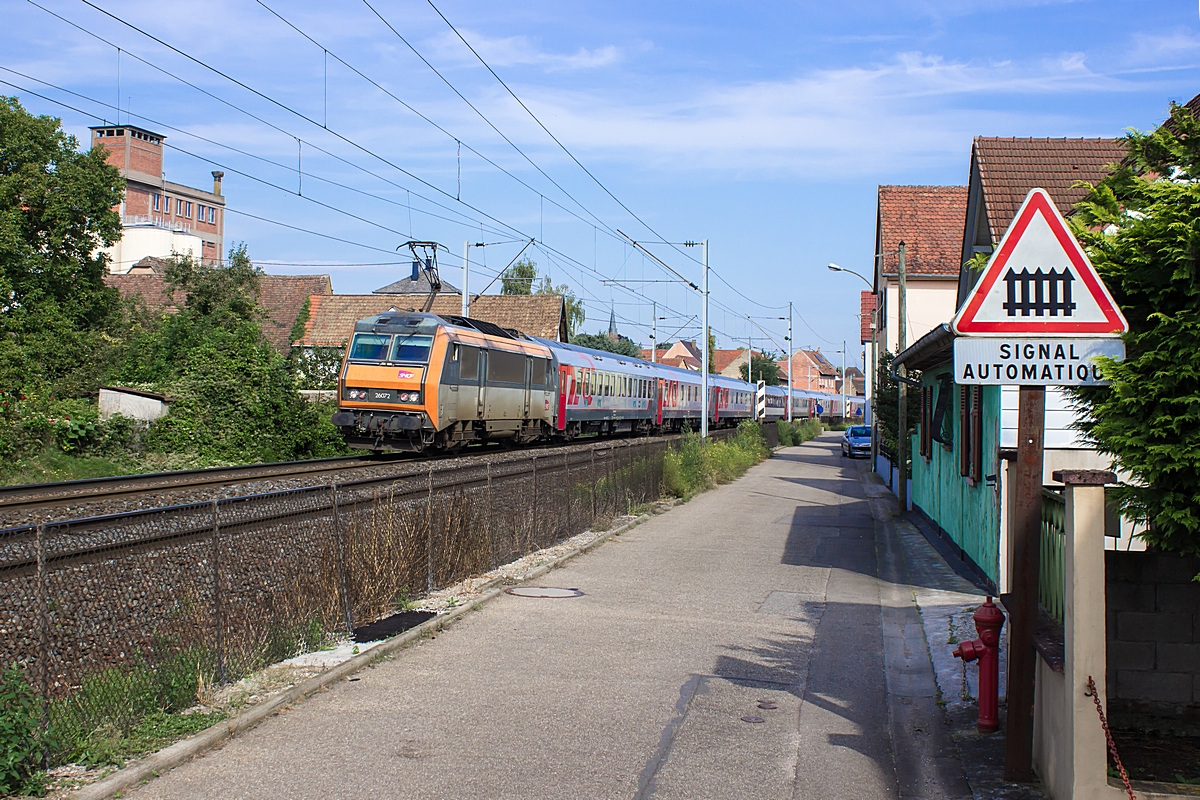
[908,362,1002,585]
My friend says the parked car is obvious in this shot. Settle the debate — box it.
[841,425,871,458]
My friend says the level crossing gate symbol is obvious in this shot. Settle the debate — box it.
[952,188,1127,336]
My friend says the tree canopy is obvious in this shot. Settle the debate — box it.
[499,257,584,337]
[1069,102,1200,556]
[0,96,125,399]
[740,351,782,385]
[570,332,641,357]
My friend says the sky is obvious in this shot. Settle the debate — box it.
[6,0,1200,364]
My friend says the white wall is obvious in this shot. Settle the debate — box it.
[101,225,203,273]
[879,279,958,355]
[99,388,168,422]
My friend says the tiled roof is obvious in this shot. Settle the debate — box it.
[258,275,333,351]
[105,273,335,353]
[712,349,746,374]
[374,274,461,295]
[298,294,567,346]
[800,349,838,377]
[877,185,968,277]
[860,291,876,344]
[973,137,1126,242]
[660,355,700,371]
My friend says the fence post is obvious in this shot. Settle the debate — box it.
[487,463,495,570]
[331,484,354,636]
[590,448,597,520]
[211,498,225,684]
[564,450,571,534]
[35,523,48,768]
[532,456,538,550]
[426,467,435,593]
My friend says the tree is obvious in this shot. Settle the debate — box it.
[874,350,918,460]
[571,332,641,357]
[0,96,125,398]
[739,351,781,385]
[500,258,536,295]
[707,329,717,373]
[1069,102,1200,557]
[535,276,585,339]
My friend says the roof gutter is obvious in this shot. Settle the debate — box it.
[891,322,955,382]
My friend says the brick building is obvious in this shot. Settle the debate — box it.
[91,124,226,272]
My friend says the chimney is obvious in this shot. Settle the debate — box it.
[212,171,224,196]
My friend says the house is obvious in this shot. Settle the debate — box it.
[91,125,226,271]
[295,294,570,350]
[873,185,968,364]
[713,348,747,378]
[778,349,838,391]
[656,340,703,371]
[891,135,1137,592]
[860,291,877,397]
[373,274,461,296]
[843,366,866,397]
[104,272,332,354]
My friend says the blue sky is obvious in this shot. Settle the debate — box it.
[7,0,1200,362]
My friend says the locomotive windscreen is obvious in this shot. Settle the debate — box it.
[349,333,390,361]
[390,334,433,364]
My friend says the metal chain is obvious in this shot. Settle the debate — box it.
[1086,676,1136,800]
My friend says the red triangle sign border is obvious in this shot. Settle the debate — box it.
[952,188,1128,336]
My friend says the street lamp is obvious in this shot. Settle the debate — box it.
[827,263,872,287]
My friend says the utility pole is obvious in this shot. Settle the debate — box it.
[782,303,792,422]
[841,339,846,423]
[462,240,470,317]
[897,240,909,512]
[701,240,709,438]
[651,301,657,363]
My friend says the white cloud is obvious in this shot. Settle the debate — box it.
[472,51,1130,177]
[427,29,620,72]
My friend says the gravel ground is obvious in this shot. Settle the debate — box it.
[32,497,676,800]
[0,438,645,531]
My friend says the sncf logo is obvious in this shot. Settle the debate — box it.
[397,370,415,379]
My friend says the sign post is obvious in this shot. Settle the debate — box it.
[951,188,1128,781]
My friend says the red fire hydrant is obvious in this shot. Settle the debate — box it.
[952,596,1005,733]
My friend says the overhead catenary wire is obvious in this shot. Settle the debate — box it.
[26,1,817,345]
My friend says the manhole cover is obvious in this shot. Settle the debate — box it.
[740,716,765,724]
[504,587,584,599]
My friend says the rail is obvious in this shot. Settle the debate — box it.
[0,454,402,511]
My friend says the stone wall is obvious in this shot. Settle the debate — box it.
[1106,549,1200,734]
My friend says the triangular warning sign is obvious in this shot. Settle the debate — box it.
[952,188,1128,336]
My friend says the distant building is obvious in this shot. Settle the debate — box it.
[90,124,226,271]
[607,307,619,340]
[657,340,702,371]
[779,349,838,391]
[105,272,332,353]
[373,274,461,295]
[295,294,569,348]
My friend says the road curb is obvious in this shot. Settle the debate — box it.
[71,512,653,800]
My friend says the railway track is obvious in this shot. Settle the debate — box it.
[0,454,406,512]
[0,426,741,516]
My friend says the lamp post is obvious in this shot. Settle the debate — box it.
[828,262,876,456]
[685,239,709,438]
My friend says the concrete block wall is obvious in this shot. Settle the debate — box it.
[1106,550,1200,734]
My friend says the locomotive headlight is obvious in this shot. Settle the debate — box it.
[346,388,369,400]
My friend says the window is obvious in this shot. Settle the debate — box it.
[390,334,433,364]
[208,207,216,223]
[487,349,525,384]
[198,204,206,221]
[152,193,160,212]
[185,201,192,218]
[348,333,390,361]
[176,198,183,216]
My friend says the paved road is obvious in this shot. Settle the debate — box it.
[129,433,970,800]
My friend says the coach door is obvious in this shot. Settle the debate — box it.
[557,366,571,430]
[476,350,487,418]
[523,356,533,418]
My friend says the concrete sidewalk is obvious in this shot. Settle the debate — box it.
[126,433,973,800]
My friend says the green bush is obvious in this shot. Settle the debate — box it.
[661,421,769,499]
[777,418,823,446]
[0,665,48,796]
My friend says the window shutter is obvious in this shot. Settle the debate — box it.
[970,385,983,482]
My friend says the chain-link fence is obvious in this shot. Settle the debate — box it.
[0,435,682,764]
